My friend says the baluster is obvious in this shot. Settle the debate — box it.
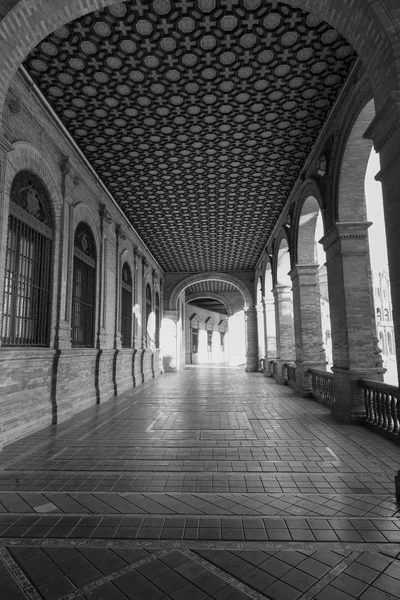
[394,396,400,435]
[385,393,393,432]
[366,388,376,425]
[383,392,389,430]
[363,388,370,423]
[372,390,379,426]
[387,394,395,433]
[377,391,385,428]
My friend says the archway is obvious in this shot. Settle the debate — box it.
[292,192,329,394]
[163,273,256,372]
[273,235,295,383]
[365,148,398,384]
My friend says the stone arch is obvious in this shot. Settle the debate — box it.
[337,99,376,222]
[0,0,399,125]
[168,273,253,310]
[185,292,233,316]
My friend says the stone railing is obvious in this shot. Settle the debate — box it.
[360,379,400,441]
[308,368,335,405]
[285,362,296,387]
[268,359,277,378]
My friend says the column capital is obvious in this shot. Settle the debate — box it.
[272,284,292,298]
[364,91,400,183]
[163,309,179,322]
[364,90,400,153]
[320,222,372,253]
[290,264,319,282]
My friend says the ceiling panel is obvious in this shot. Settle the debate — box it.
[24,0,357,272]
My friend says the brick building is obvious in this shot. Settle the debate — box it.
[1,3,400,597]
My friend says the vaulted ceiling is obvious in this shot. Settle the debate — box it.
[24,0,357,273]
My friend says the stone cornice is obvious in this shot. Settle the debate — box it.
[364,91,400,152]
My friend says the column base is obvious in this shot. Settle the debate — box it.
[295,360,327,397]
[331,366,385,423]
[55,321,72,349]
[245,354,259,372]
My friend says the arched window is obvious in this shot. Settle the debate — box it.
[376,308,381,320]
[2,170,53,346]
[146,283,152,344]
[155,291,160,348]
[121,262,132,348]
[384,308,389,321]
[72,222,96,347]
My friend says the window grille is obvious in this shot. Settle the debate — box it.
[1,171,53,346]
[72,222,96,347]
[121,262,132,348]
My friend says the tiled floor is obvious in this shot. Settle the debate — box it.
[0,367,400,599]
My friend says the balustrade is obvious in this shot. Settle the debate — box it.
[308,368,335,405]
[360,379,400,440]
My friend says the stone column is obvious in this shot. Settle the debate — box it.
[244,306,259,372]
[290,264,326,396]
[161,309,180,372]
[114,224,126,349]
[365,91,400,386]
[273,285,295,384]
[322,223,385,422]
[264,296,277,376]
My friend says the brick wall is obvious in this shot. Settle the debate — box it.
[0,70,164,447]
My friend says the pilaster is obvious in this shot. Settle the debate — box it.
[272,284,295,384]
[290,264,326,396]
[321,223,385,422]
[365,90,400,386]
[244,306,259,372]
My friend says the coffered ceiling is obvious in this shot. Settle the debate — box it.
[24,0,357,273]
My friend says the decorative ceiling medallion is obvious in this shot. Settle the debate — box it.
[25,1,357,272]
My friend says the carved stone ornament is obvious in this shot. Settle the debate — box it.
[8,96,21,115]
[10,170,53,226]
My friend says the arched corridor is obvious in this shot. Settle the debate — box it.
[1,0,400,596]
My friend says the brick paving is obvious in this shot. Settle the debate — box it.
[0,368,399,599]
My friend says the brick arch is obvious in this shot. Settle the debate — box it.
[337,99,376,223]
[72,201,101,259]
[185,292,233,316]
[0,0,399,123]
[5,141,62,228]
[168,273,253,310]
[274,230,292,286]
[292,181,324,266]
